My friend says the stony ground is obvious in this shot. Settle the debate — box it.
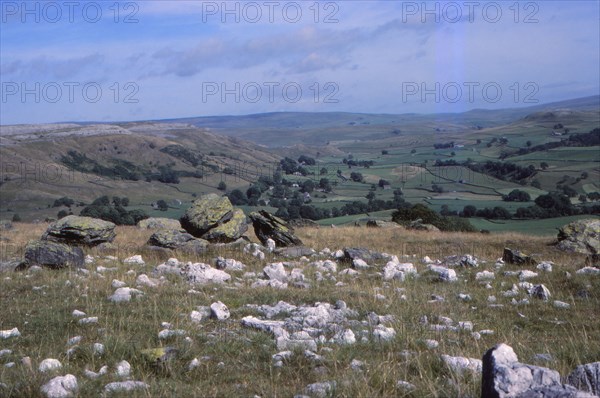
[0,224,599,397]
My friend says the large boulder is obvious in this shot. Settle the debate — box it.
[503,248,536,266]
[249,210,303,247]
[567,362,600,395]
[180,194,247,243]
[557,219,600,256]
[137,218,182,230]
[366,219,401,229]
[482,343,593,398]
[342,247,390,263]
[24,240,85,269]
[42,215,115,247]
[147,229,209,253]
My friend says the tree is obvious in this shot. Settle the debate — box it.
[503,189,531,202]
[320,167,328,175]
[411,149,417,154]
[366,191,376,201]
[461,205,477,218]
[526,140,532,147]
[350,172,364,182]
[57,210,68,219]
[298,155,316,165]
[228,189,248,205]
[11,213,21,222]
[319,178,332,192]
[218,181,227,191]
[381,150,389,155]
[275,207,289,220]
[53,197,74,207]
[156,200,168,211]
[301,180,315,193]
[121,197,129,207]
[579,194,588,203]
[378,179,390,188]
[540,162,549,170]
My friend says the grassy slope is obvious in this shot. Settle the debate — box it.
[0,224,598,397]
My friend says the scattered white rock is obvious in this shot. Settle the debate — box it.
[93,343,105,355]
[84,365,108,379]
[187,358,200,370]
[352,258,369,270]
[350,359,365,371]
[39,358,62,373]
[333,329,356,345]
[67,336,82,346]
[458,293,472,301]
[108,287,144,303]
[251,279,288,289]
[441,354,482,374]
[215,257,246,272]
[536,261,553,272]
[78,317,98,325]
[84,255,95,264]
[476,270,495,281]
[423,339,439,349]
[115,360,131,378]
[428,265,457,282]
[111,279,127,289]
[190,307,211,323]
[339,268,359,276]
[576,267,600,275]
[136,274,160,288]
[396,380,416,391]
[303,381,336,398]
[263,263,288,282]
[421,256,434,264]
[184,263,232,285]
[528,284,551,301]
[40,374,78,398]
[0,328,20,339]
[373,325,396,342]
[103,381,149,393]
[266,238,276,252]
[123,255,144,266]
[210,301,230,320]
[519,270,538,281]
[553,300,571,309]
[71,310,86,318]
[158,329,186,339]
[0,349,12,357]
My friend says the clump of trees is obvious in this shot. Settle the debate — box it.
[502,189,531,202]
[80,196,147,225]
[392,203,476,232]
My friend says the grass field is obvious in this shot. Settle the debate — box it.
[0,224,598,397]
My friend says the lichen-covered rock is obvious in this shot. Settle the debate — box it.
[249,210,303,247]
[42,215,115,247]
[366,219,401,228]
[557,219,600,256]
[201,208,247,243]
[503,248,536,265]
[180,194,247,242]
[24,240,84,269]
[342,247,390,263]
[137,217,182,230]
[147,229,209,252]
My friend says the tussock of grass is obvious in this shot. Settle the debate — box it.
[0,224,598,397]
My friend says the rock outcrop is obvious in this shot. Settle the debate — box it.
[502,248,536,265]
[180,194,247,243]
[24,240,84,269]
[249,210,303,247]
[481,343,595,397]
[137,217,182,230]
[557,219,600,258]
[147,229,208,253]
[42,215,115,247]
[567,362,600,395]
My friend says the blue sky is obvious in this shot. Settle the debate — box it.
[1,0,599,124]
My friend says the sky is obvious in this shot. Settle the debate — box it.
[1,0,599,124]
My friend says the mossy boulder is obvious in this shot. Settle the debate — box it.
[180,194,247,243]
[249,210,303,247]
[557,219,600,256]
[202,208,248,243]
[147,229,209,252]
[42,215,115,247]
[138,218,182,230]
[24,240,84,269]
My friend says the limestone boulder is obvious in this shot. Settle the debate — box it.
[557,219,600,256]
[249,210,302,247]
[42,215,115,247]
[24,240,84,269]
[180,194,247,242]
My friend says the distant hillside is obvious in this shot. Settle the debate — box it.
[0,122,278,222]
[158,96,600,147]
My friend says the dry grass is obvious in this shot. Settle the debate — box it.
[0,224,598,397]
